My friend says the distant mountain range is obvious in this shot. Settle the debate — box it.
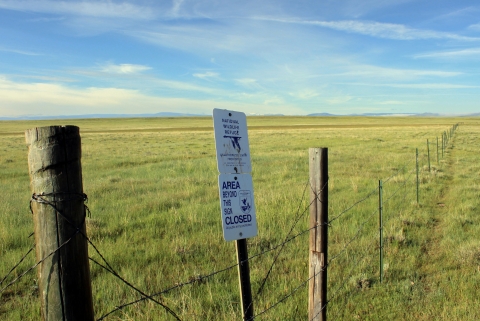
[1,111,479,120]
[0,112,208,120]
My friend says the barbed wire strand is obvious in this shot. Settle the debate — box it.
[0,243,35,288]
[329,186,378,224]
[328,206,378,265]
[243,179,327,315]
[96,259,240,320]
[255,179,327,297]
[383,161,411,184]
[98,200,324,319]
[254,179,311,296]
[89,257,181,321]
[248,263,328,321]
[0,233,76,294]
[312,249,377,321]
[251,226,377,321]
[30,193,181,321]
[383,179,409,206]
[102,130,457,319]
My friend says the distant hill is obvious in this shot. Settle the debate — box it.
[0,112,208,120]
[1,111,479,121]
[307,113,336,116]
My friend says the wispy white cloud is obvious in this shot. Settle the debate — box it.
[0,75,303,116]
[323,64,462,81]
[171,0,184,17]
[390,83,480,89]
[0,47,41,56]
[468,23,480,31]
[289,89,320,100]
[330,0,414,19]
[0,0,156,19]
[414,48,480,59]
[193,71,219,80]
[377,100,404,105]
[259,17,480,41]
[234,78,265,91]
[326,95,353,104]
[75,67,226,95]
[338,81,479,89]
[99,63,151,74]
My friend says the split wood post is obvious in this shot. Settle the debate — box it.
[25,126,94,321]
[309,148,328,321]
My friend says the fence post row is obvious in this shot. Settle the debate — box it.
[309,148,328,321]
[25,126,94,321]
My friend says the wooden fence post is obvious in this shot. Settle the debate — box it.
[25,126,94,321]
[309,148,328,321]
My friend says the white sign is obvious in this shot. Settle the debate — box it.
[213,108,252,174]
[218,174,258,241]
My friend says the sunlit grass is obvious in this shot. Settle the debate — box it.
[0,116,478,320]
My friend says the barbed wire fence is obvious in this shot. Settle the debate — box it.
[0,124,459,320]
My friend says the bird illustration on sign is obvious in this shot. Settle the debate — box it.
[224,135,242,152]
[239,190,252,214]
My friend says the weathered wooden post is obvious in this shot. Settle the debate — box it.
[25,126,94,321]
[309,148,328,321]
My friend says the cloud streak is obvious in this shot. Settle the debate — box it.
[0,0,156,19]
[0,75,304,116]
[0,47,41,56]
[99,63,152,74]
[414,47,480,59]
[260,17,480,41]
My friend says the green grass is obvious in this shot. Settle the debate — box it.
[0,117,479,320]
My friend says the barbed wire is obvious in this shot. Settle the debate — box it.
[30,192,181,320]
[3,130,459,320]
[0,233,76,294]
[0,243,35,288]
[328,206,378,265]
[383,161,412,184]
[329,186,378,224]
[249,262,328,320]
[244,179,328,315]
[253,179,311,298]
[313,248,378,321]
[98,181,323,320]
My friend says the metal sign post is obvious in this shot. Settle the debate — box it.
[213,108,256,320]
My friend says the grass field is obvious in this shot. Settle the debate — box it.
[1,116,479,320]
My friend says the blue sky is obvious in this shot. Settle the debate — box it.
[0,0,479,117]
